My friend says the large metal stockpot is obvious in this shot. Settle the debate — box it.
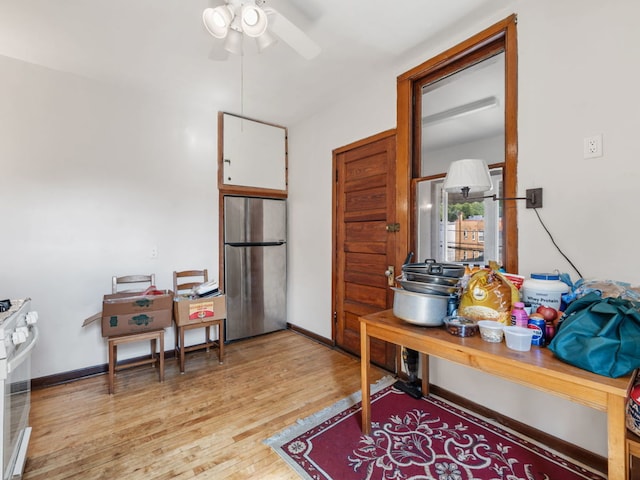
[396,276,459,296]
[392,287,448,326]
[402,259,465,279]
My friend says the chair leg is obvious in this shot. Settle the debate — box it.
[158,330,164,382]
[150,338,157,367]
[218,321,225,364]
[179,326,186,374]
[108,340,116,394]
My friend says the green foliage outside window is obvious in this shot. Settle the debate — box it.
[448,202,484,222]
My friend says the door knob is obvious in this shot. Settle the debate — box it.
[384,266,395,286]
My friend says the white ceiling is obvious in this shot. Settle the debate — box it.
[0,0,512,126]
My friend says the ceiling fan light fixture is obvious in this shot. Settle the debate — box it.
[224,28,244,55]
[240,5,268,37]
[203,6,234,39]
[256,30,277,52]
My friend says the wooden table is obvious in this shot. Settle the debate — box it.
[360,309,634,480]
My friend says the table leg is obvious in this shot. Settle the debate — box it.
[360,321,372,435]
[421,353,429,397]
[607,392,628,480]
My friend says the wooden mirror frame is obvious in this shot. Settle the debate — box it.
[395,15,518,273]
[217,111,289,198]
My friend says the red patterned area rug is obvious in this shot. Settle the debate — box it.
[265,377,605,480]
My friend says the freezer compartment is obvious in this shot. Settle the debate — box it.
[224,196,287,244]
[224,244,286,341]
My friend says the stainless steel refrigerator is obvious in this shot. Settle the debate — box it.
[223,196,287,341]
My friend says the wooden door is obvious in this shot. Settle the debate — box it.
[333,131,397,371]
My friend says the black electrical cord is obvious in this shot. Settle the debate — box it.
[532,207,584,279]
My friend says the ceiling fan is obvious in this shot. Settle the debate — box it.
[202,0,321,60]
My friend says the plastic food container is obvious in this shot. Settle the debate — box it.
[477,320,504,343]
[443,316,478,337]
[521,273,569,311]
[503,326,535,351]
[392,287,448,326]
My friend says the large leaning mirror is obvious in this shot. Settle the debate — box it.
[397,15,518,273]
[218,112,288,194]
[417,53,504,266]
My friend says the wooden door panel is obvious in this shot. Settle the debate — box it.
[346,186,387,208]
[344,251,387,271]
[344,271,387,289]
[334,132,397,370]
[345,221,388,242]
[344,241,386,255]
[345,283,387,309]
[344,154,387,177]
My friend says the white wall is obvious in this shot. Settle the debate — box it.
[0,56,220,376]
[288,0,640,457]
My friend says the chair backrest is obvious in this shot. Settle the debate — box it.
[173,269,208,295]
[112,274,156,294]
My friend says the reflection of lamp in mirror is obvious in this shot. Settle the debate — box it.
[443,159,543,208]
[442,159,492,198]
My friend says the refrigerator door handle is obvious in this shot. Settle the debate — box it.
[226,241,286,247]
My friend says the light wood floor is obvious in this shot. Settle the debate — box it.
[24,330,387,479]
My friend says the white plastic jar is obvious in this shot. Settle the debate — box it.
[521,273,569,311]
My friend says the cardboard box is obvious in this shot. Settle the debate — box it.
[101,290,173,337]
[174,294,226,327]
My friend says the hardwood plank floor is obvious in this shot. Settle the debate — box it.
[24,330,388,479]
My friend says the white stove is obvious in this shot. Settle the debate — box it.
[0,299,39,480]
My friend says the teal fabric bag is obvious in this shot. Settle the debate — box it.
[547,292,640,378]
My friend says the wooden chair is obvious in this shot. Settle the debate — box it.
[173,269,225,373]
[112,274,156,293]
[107,273,164,394]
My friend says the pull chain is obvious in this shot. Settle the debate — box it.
[240,49,244,120]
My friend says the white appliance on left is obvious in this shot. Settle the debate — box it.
[0,299,39,480]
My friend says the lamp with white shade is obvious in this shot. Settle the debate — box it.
[443,159,543,208]
[442,159,493,198]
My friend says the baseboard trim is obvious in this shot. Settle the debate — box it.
[427,383,606,474]
[32,349,178,390]
[286,322,334,348]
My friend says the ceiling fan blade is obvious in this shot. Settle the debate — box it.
[263,7,320,60]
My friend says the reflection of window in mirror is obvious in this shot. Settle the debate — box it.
[417,52,505,266]
[404,16,517,272]
[417,168,502,265]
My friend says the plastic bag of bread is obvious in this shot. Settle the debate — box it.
[459,269,519,325]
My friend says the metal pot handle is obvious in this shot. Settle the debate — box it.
[403,252,414,266]
[424,259,443,275]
